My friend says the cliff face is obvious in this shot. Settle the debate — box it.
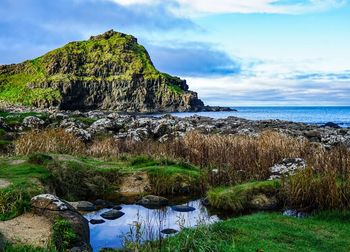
[0,30,204,112]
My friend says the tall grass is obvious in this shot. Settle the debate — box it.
[15,129,85,155]
[13,129,350,210]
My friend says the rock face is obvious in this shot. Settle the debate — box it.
[0,30,205,112]
[31,194,91,251]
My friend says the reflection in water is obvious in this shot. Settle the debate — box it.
[84,200,220,251]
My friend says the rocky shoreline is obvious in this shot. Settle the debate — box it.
[0,105,349,149]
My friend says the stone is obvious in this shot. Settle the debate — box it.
[31,194,71,211]
[90,219,105,225]
[161,228,178,235]
[304,130,321,140]
[171,205,196,212]
[137,195,169,208]
[94,199,115,208]
[323,122,341,128]
[22,116,45,128]
[77,201,96,212]
[89,118,117,133]
[100,210,125,220]
[113,205,122,210]
[65,127,91,141]
[30,194,90,251]
[248,194,278,210]
[269,158,306,180]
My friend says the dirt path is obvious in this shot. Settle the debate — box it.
[0,179,11,189]
[0,213,52,248]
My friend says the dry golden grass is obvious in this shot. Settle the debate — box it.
[15,129,85,156]
[14,128,350,210]
[88,137,120,157]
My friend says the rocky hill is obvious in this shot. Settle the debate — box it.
[0,30,207,112]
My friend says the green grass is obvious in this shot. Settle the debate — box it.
[0,159,50,220]
[0,153,201,219]
[207,180,281,212]
[68,155,201,195]
[52,219,77,251]
[148,211,350,252]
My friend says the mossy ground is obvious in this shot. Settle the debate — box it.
[207,180,281,212]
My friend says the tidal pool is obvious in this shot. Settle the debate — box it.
[84,199,220,251]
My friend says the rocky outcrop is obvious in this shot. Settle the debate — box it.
[0,30,206,112]
[269,158,307,180]
[31,194,91,251]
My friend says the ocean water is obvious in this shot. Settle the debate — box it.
[163,106,350,128]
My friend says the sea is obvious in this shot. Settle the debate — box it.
[161,106,350,128]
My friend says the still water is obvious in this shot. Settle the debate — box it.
[84,200,220,251]
[156,106,350,128]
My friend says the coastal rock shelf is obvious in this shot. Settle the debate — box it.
[1,108,349,149]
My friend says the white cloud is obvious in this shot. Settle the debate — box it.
[110,0,346,15]
[184,59,350,106]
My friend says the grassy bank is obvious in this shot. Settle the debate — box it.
[0,154,200,220]
[207,180,281,212]
[144,211,350,252]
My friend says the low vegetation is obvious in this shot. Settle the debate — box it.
[207,180,281,212]
[52,219,77,252]
[143,211,350,252]
[1,125,350,250]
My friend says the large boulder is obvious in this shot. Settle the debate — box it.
[31,194,91,251]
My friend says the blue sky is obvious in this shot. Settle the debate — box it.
[1,0,350,106]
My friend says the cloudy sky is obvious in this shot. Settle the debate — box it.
[1,0,350,106]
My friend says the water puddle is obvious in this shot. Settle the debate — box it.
[84,199,220,251]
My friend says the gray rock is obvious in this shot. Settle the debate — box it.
[161,228,178,235]
[22,116,45,128]
[65,127,91,141]
[171,205,196,212]
[77,201,96,211]
[269,158,306,180]
[90,219,105,225]
[31,194,90,251]
[101,210,125,220]
[137,195,169,208]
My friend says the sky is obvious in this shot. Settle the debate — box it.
[1,0,350,106]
